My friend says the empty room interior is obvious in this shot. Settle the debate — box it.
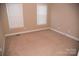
[0,3,79,56]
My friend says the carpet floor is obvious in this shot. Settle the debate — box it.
[4,30,79,56]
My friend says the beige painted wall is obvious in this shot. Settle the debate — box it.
[1,4,9,34]
[2,3,49,34]
[2,3,79,39]
[0,4,5,55]
[23,3,49,30]
[49,3,79,38]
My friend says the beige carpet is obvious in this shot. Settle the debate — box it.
[4,30,79,56]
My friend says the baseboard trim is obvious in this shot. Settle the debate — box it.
[5,27,79,41]
[5,27,50,37]
[50,28,79,41]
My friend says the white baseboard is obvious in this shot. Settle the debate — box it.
[50,28,79,41]
[5,27,50,37]
[5,27,79,41]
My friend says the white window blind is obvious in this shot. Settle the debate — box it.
[6,4,24,29]
[37,4,47,25]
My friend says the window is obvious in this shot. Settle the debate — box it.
[37,4,47,25]
[6,4,24,29]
